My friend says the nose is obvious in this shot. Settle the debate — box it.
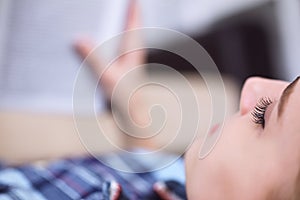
[240,77,264,115]
[239,77,288,115]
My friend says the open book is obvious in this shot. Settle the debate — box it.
[0,0,128,113]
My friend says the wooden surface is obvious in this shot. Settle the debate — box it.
[0,74,239,165]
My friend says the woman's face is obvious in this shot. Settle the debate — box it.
[185,77,300,199]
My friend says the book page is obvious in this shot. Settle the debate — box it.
[0,0,128,113]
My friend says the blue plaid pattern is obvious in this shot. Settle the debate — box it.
[0,153,185,200]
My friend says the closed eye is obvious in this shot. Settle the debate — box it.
[251,97,273,128]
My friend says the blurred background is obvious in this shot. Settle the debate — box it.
[142,0,300,85]
[0,0,299,164]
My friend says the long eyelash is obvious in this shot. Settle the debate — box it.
[251,97,273,128]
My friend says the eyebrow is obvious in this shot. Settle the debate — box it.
[278,76,300,118]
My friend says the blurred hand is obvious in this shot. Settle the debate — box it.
[74,0,145,100]
[74,0,152,138]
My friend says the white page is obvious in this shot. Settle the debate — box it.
[0,0,128,113]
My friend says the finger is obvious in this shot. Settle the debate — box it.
[74,39,104,77]
[118,0,145,65]
[74,38,93,58]
[153,182,183,200]
[125,0,141,31]
[153,182,173,200]
[110,181,122,200]
[102,181,122,200]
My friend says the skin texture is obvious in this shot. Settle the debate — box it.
[185,77,300,200]
[75,0,154,149]
[74,1,300,199]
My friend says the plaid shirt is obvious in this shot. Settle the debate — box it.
[0,152,186,200]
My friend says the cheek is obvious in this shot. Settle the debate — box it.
[184,120,239,198]
[266,125,300,193]
[185,146,222,199]
[185,137,201,186]
[185,135,221,199]
[185,115,274,199]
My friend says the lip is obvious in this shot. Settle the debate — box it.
[208,123,220,136]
